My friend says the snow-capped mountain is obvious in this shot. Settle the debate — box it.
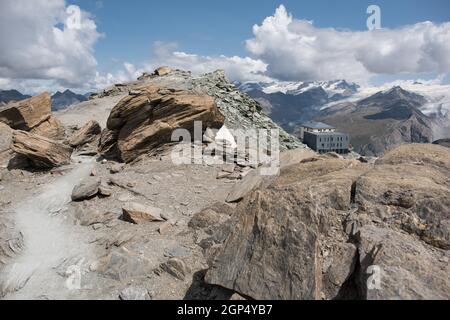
[234,78,450,156]
[237,79,359,100]
[234,79,360,131]
[316,85,449,156]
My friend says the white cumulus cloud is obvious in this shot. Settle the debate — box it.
[143,41,272,83]
[0,0,101,91]
[245,5,450,83]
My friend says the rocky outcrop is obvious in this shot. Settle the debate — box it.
[99,84,130,98]
[192,70,302,150]
[99,69,303,163]
[102,85,225,162]
[0,93,51,131]
[0,92,64,141]
[11,131,73,168]
[68,120,101,148]
[202,144,450,300]
[154,66,172,76]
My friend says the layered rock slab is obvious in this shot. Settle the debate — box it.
[11,131,72,168]
[102,85,225,162]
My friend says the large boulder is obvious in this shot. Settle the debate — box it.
[0,93,51,130]
[102,86,225,162]
[203,144,450,300]
[11,130,73,168]
[68,120,101,147]
[205,158,366,300]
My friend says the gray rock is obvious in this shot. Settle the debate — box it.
[121,202,165,224]
[109,163,124,174]
[356,225,450,300]
[161,258,188,281]
[225,169,264,203]
[119,285,151,300]
[204,144,450,300]
[71,177,101,201]
[98,185,112,197]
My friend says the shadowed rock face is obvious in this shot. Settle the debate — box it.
[203,144,450,300]
[68,120,101,148]
[11,131,73,168]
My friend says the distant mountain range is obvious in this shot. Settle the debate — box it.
[0,89,89,110]
[237,80,450,156]
[51,89,88,111]
[0,89,31,105]
[316,86,449,155]
[236,80,359,130]
[2,78,449,157]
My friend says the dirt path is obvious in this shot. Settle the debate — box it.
[0,156,97,299]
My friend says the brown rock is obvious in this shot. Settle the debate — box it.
[71,177,101,201]
[30,116,64,140]
[205,144,450,300]
[154,66,172,76]
[98,128,119,160]
[161,258,188,280]
[158,222,173,235]
[102,86,225,163]
[109,163,124,174]
[98,185,113,197]
[122,202,165,224]
[279,147,316,168]
[0,122,13,167]
[206,161,362,300]
[0,92,51,130]
[11,130,72,168]
[68,120,101,148]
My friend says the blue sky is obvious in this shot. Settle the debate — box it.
[1,0,450,93]
[72,0,450,75]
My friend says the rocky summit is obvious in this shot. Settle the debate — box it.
[0,68,448,301]
[203,143,450,300]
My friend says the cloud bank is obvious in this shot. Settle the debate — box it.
[0,0,101,92]
[244,5,450,83]
[136,5,450,85]
[1,3,450,93]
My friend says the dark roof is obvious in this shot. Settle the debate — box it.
[300,121,335,130]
